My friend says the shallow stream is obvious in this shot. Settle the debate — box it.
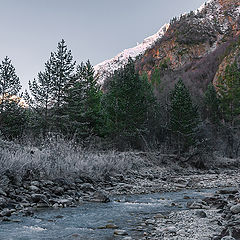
[0,188,217,240]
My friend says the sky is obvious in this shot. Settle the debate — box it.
[0,0,206,90]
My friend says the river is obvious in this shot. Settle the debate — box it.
[0,188,217,240]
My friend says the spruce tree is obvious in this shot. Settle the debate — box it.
[64,60,102,138]
[47,39,76,109]
[103,58,156,148]
[0,57,26,139]
[0,98,27,140]
[203,83,221,124]
[28,39,76,134]
[28,66,55,135]
[170,79,199,153]
[0,56,21,112]
[217,62,240,127]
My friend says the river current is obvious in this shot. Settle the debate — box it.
[0,188,216,240]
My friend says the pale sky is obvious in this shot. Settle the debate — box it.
[0,0,206,90]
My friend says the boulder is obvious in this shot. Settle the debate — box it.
[163,226,177,233]
[0,188,7,197]
[29,185,39,192]
[79,183,95,192]
[31,194,48,203]
[90,191,110,203]
[230,204,240,214]
[0,208,11,217]
[188,201,204,209]
[114,230,128,236]
[196,210,207,218]
[42,180,54,186]
[58,198,73,206]
[54,187,64,196]
[221,237,236,240]
[0,197,7,209]
[31,181,41,187]
[218,189,238,195]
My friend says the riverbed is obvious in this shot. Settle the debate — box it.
[0,188,217,240]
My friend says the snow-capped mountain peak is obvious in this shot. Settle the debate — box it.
[94,23,169,85]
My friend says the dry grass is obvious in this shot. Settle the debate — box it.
[0,137,146,181]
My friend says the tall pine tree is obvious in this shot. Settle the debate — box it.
[28,66,55,135]
[170,79,199,153]
[103,58,156,149]
[0,57,26,139]
[203,83,221,124]
[63,60,102,138]
[0,56,21,112]
[217,62,240,127]
[28,39,76,135]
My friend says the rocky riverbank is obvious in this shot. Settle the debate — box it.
[0,150,239,239]
[138,188,240,240]
[0,163,239,217]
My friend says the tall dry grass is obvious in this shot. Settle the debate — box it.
[0,136,146,181]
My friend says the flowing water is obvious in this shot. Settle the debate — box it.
[0,188,217,240]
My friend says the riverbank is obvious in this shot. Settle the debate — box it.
[139,187,240,240]
[0,141,240,239]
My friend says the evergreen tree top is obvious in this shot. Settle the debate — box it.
[0,56,21,97]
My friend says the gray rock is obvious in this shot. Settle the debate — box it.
[0,188,7,197]
[2,217,11,222]
[57,198,73,205]
[164,226,177,233]
[98,224,118,229]
[145,219,155,224]
[42,180,54,186]
[114,230,128,236]
[90,191,110,203]
[188,201,204,209]
[79,183,95,192]
[0,197,7,208]
[230,204,240,214]
[221,237,236,240]
[52,203,59,208]
[31,194,48,203]
[36,203,49,208]
[0,208,11,217]
[196,210,207,218]
[218,189,238,195]
[175,183,187,188]
[29,185,39,192]
[31,181,40,187]
[54,187,64,196]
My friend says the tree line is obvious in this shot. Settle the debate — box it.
[0,39,239,156]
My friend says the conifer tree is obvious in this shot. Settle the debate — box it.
[217,62,240,127]
[64,60,102,138]
[28,39,76,134]
[0,56,21,112]
[203,83,221,124]
[0,99,27,140]
[170,79,199,153]
[103,58,156,148]
[47,39,76,109]
[0,57,26,139]
[28,66,55,135]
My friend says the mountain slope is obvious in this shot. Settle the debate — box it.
[94,0,240,99]
[94,24,169,85]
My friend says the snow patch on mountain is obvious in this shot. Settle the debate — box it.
[197,0,214,13]
[94,23,169,85]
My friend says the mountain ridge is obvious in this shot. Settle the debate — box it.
[94,0,240,98]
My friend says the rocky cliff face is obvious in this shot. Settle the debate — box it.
[95,0,240,99]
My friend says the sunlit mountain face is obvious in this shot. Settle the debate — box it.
[94,0,240,100]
